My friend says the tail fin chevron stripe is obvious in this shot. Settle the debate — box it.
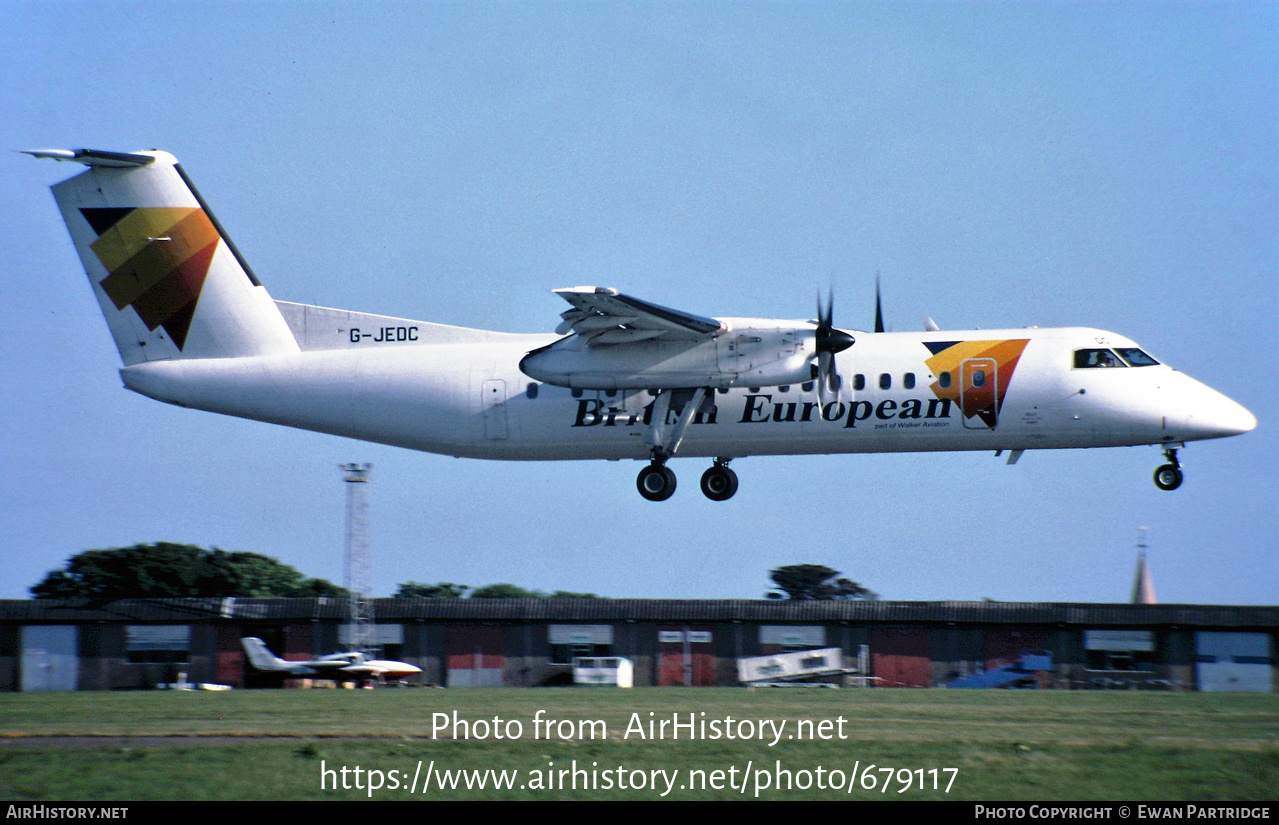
[36,149,300,364]
[84,206,220,349]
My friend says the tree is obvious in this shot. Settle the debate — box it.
[394,581,468,598]
[470,583,543,599]
[765,564,878,601]
[394,582,600,599]
[30,543,345,599]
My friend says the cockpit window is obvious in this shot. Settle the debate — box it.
[1115,348,1159,367]
[1074,348,1126,369]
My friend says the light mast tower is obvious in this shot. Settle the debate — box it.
[340,463,376,655]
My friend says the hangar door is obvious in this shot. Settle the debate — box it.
[871,627,932,687]
[658,627,716,687]
[446,627,505,687]
[1196,632,1272,692]
[21,625,78,691]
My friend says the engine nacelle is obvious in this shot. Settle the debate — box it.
[520,323,817,391]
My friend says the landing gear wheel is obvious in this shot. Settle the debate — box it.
[1153,464,1183,491]
[637,464,677,501]
[700,464,739,501]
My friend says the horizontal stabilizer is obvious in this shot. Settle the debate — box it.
[23,148,157,168]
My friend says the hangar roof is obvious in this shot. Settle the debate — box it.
[1,598,1276,628]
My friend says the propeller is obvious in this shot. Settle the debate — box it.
[815,288,855,403]
[874,273,885,334]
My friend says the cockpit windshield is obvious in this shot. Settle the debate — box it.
[1114,348,1159,366]
[1074,348,1125,368]
[1074,347,1160,368]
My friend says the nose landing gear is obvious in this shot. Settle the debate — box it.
[1153,446,1183,491]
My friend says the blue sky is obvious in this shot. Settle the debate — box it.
[2,2,1275,604]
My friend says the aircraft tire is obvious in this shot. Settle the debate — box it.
[637,464,676,501]
[700,465,738,501]
[1153,464,1183,491]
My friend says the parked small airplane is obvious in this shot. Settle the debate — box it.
[240,637,421,684]
[29,149,1255,501]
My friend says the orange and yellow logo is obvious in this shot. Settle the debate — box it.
[923,339,1029,428]
[81,207,219,350]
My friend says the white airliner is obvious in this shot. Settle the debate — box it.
[29,148,1256,501]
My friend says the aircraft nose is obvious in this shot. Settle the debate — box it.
[1216,397,1258,437]
[1178,383,1256,440]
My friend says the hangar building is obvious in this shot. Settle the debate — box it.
[2,598,1274,692]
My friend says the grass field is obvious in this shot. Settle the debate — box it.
[1,688,1276,800]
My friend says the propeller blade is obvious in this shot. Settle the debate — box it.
[813,287,853,403]
[817,350,832,404]
[874,273,885,333]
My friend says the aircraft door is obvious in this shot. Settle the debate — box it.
[960,357,998,429]
[481,379,508,440]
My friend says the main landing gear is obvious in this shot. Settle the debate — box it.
[636,455,738,502]
[635,386,739,502]
[1153,446,1183,491]
[700,460,739,502]
[637,458,677,502]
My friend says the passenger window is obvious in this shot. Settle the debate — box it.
[1074,348,1126,368]
[972,370,986,388]
[903,373,916,390]
[938,372,951,389]
[853,374,865,391]
[779,385,790,393]
[572,388,583,398]
[801,381,814,392]
[526,382,539,399]
[879,373,891,390]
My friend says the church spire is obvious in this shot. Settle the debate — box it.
[1131,526,1157,604]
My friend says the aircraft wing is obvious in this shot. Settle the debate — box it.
[306,660,355,672]
[553,286,723,346]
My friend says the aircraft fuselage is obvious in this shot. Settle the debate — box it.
[118,319,1252,463]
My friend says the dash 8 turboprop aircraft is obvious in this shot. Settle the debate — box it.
[30,148,1256,501]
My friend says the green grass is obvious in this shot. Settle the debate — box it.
[1,689,1276,800]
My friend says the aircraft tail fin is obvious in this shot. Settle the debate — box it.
[240,637,291,672]
[30,149,299,365]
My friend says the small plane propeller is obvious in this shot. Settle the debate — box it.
[815,288,855,403]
